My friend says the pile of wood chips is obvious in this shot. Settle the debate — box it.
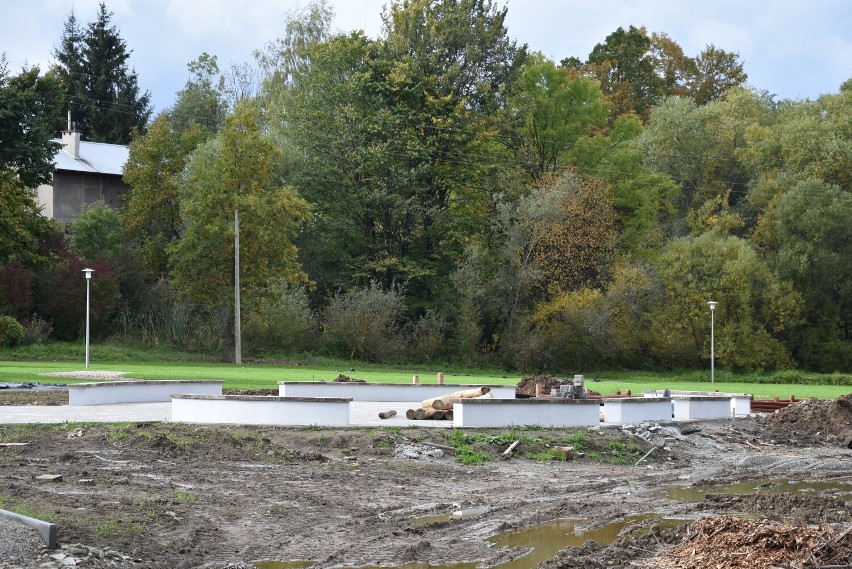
[635,515,851,569]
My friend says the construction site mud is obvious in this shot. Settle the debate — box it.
[0,391,850,569]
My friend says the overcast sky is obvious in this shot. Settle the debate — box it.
[2,0,850,115]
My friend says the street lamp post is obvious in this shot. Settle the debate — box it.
[83,268,94,369]
[708,301,717,384]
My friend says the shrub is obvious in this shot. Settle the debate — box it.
[117,281,223,354]
[20,314,52,345]
[33,241,121,340]
[322,281,405,362]
[405,309,447,362]
[0,262,35,320]
[68,201,124,262]
[0,315,25,347]
[243,283,316,354]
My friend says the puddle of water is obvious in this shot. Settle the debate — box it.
[487,514,685,569]
[665,479,852,501]
[353,564,477,569]
[412,506,489,526]
[254,514,688,569]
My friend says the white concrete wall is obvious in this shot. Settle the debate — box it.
[602,397,671,424]
[171,395,350,426]
[672,397,732,420]
[452,399,600,428]
[278,382,516,402]
[69,380,223,406]
[36,184,54,219]
[644,390,752,417]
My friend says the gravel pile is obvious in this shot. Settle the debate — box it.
[393,443,445,459]
[39,371,129,380]
[0,517,142,568]
[0,517,45,568]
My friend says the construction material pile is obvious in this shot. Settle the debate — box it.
[332,374,366,383]
[759,393,852,447]
[635,515,851,569]
[516,375,563,397]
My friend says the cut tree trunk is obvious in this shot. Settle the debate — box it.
[423,387,491,411]
[414,408,443,420]
[434,390,491,410]
[378,410,397,419]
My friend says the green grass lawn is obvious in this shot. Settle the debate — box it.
[1,356,850,399]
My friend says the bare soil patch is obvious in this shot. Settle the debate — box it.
[0,393,850,569]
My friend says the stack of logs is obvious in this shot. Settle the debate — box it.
[405,386,493,421]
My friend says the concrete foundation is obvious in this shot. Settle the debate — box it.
[602,397,672,424]
[69,380,223,406]
[171,394,351,426]
[671,396,732,420]
[278,382,516,402]
[644,390,752,417]
[451,398,600,428]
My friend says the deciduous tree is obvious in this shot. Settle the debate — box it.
[122,116,206,277]
[287,0,526,308]
[0,61,63,266]
[68,201,123,263]
[168,53,227,134]
[584,25,663,119]
[571,114,679,255]
[169,101,309,362]
[510,52,608,181]
[687,44,747,105]
[650,231,801,370]
[755,179,852,371]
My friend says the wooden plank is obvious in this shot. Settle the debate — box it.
[502,440,520,456]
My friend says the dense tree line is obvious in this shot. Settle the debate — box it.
[1,0,850,373]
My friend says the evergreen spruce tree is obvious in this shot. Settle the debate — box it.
[52,9,88,132]
[53,3,151,144]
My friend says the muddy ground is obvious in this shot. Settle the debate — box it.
[0,390,850,569]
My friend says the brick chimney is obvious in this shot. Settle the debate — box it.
[61,129,81,159]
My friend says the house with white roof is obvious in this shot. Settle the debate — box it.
[35,129,130,223]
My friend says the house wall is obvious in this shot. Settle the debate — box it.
[35,184,54,219]
[51,170,129,223]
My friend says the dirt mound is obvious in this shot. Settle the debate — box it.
[635,515,852,569]
[759,394,852,446]
[516,375,566,396]
[333,374,366,383]
[0,389,67,406]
